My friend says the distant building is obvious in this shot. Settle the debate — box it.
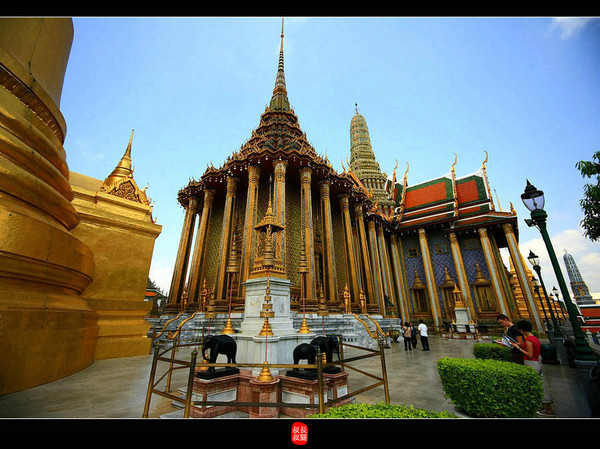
[563,250,595,305]
[563,250,599,333]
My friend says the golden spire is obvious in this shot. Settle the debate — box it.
[269,18,290,111]
[103,129,134,187]
[100,129,150,205]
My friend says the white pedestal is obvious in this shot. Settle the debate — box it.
[454,307,473,333]
[235,276,314,376]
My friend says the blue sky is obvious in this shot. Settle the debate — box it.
[60,17,600,300]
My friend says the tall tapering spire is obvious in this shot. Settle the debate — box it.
[104,129,134,183]
[269,18,290,111]
[100,129,150,205]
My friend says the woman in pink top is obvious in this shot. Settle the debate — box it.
[511,320,555,417]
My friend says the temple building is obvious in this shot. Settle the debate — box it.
[563,249,595,306]
[164,21,544,334]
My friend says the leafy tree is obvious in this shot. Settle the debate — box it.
[576,150,600,242]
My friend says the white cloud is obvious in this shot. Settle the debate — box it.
[517,227,600,299]
[549,17,596,39]
[149,263,173,295]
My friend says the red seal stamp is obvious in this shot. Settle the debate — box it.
[291,421,308,445]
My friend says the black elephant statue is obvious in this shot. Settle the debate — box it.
[202,334,237,370]
[310,335,340,364]
[292,343,319,369]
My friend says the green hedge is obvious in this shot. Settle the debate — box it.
[473,342,512,361]
[308,402,457,419]
[437,357,543,418]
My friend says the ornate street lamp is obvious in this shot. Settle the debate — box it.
[528,251,561,336]
[531,276,550,330]
[521,181,595,363]
[552,286,567,319]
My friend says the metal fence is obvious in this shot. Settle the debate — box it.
[142,336,390,418]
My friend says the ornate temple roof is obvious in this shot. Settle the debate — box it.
[178,20,370,208]
[385,153,517,233]
[176,21,519,240]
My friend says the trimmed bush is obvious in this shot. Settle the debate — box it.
[308,402,457,419]
[437,357,543,418]
[473,342,512,361]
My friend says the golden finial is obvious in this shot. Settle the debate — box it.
[257,362,274,382]
[451,153,457,173]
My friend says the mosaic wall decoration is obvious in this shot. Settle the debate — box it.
[332,201,348,300]
[285,182,302,287]
[426,229,458,315]
[204,195,225,290]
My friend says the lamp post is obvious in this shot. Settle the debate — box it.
[531,276,550,330]
[552,286,567,319]
[521,180,595,363]
[528,251,561,337]
[548,294,560,325]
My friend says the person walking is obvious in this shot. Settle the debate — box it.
[402,322,412,351]
[417,319,430,350]
[496,314,524,364]
[510,320,555,417]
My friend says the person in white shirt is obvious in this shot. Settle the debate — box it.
[417,319,430,351]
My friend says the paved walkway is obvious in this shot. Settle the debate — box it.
[0,336,596,419]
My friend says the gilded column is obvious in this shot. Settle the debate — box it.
[353,203,376,307]
[240,164,261,293]
[448,232,476,319]
[389,233,410,320]
[273,159,287,264]
[377,225,396,313]
[339,194,360,305]
[187,189,216,306]
[418,228,442,329]
[214,176,239,300]
[168,195,199,308]
[367,219,385,314]
[477,227,510,316]
[299,167,316,300]
[319,180,337,301]
[503,223,543,332]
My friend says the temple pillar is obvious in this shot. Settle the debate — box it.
[367,219,385,314]
[503,223,543,332]
[299,167,316,300]
[240,164,261,295]
[418,228,442,329]
[187,189,216,307]
[389,233,409,321]
[377,225,396,316]
[339,194,360,306]
[477,227,510,316]
[215,176,239,300]
[318,180,337,302]
[273,159,287,274]
[353,203,376,308]
[168,195,199,309]
[448,232,476,320]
